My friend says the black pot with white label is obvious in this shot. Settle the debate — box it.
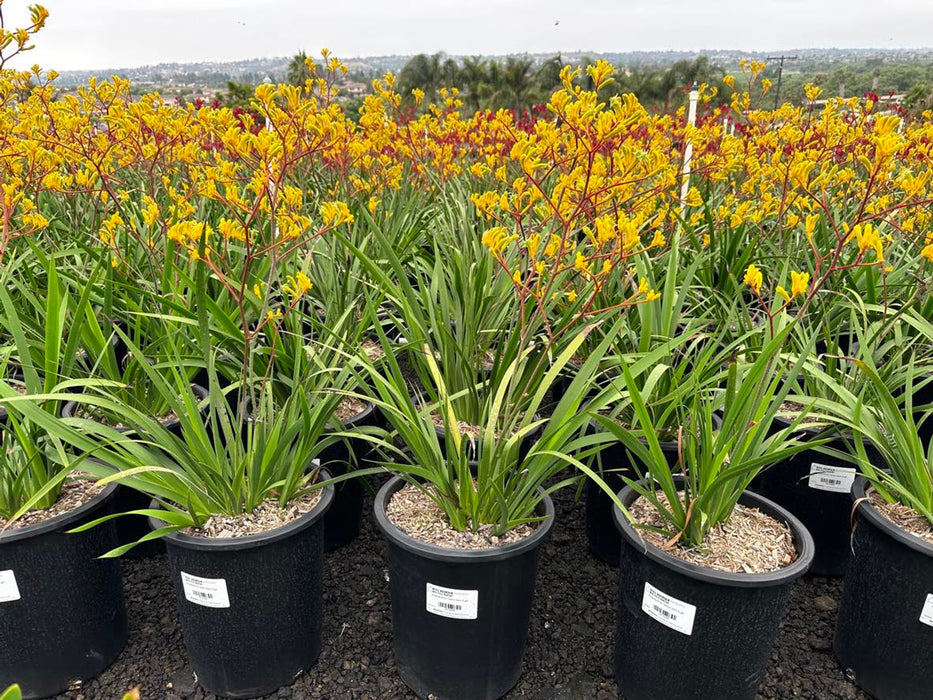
[373,476,554,700]
[149,477,333,699]
[0,483,127,698]
[612,479,813,700]
[753,417,861,576]
[833,477,933,699]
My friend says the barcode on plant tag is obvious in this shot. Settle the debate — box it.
[180,572,230,609]
[641,582,696,635]
[807,463,856,493]
[425,582,478,620]
[0,570,20,603]
[920,594,933,628]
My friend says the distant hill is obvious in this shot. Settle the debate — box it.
[52,47,933,88]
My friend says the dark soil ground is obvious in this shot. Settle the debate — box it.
[54,482,869,700]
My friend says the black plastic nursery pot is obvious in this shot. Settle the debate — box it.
[317,399,382,552]
[374,476,554,700]
[149,479,334,698]
[62,383,210,558]
[612,482,814,700]
[0,484,127,699]
[833,477,933,699]
[753,417,859,576]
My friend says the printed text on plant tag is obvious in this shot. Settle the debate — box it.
[181,572,230,609]
[0,570,20,603]
[920,594,933,628]
[807,463,856,493]
[425,582,478,620]
[642,582,696,635]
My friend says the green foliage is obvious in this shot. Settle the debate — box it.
[0,685,21,700]
[591,326,816,549]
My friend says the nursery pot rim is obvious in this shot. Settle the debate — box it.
[147,470,334,552]
[374,475,554,563]
[240,393,374,429]
[851,475,933,558]
[0,481,119,544]
[331,395,376,427]
[612,478,814,588]
[61,381,211,433]
[771,411,841,439]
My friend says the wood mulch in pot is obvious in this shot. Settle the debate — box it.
[777,400,831,427]
[360,339,385,362]
[0,478,105,530]
[429,412,487,441]
[386,482,534,550]
[335,396,368,422]
[629,492,797,574]
[73,404,178,430]
[868,489,933,545]
[181,488,323,538]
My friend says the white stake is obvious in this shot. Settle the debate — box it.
[679,81,699,212]
[263,75,277,239]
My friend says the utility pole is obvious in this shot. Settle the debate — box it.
[767,55,798,109]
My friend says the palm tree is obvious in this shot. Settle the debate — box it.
[535,55,563,96]
[488,57,534,112]
[459,56,489,110]
[286,51,313,87]
[399,53,444,101]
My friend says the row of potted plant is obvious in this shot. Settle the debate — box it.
[0,15,931,698]
[1,240,931,699]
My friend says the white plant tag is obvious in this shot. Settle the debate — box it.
[180,572,230,608]
[0,570,20,603]
[807,463,856,493]
[642,582,696,635]
[425,582,478,620]
[920,594,933,628]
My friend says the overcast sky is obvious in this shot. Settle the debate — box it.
[5,0,929,71]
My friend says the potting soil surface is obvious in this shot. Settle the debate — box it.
[53,480,869,700]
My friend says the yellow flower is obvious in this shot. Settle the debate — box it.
[848,223,884,261]
[744,264,763,294]
[98,212,124,245]
[790,271,809,298]
[649,230,666,248]
[320,201,354,228]
[684,187,703,208]
[804,214,819,242]
[481,226,514,257]
[217,217,247,241]
[804,83,823,101]
[922,244,933,263]
[283,272,313,300]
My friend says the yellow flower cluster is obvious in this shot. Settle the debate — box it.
[0,39,930,326]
